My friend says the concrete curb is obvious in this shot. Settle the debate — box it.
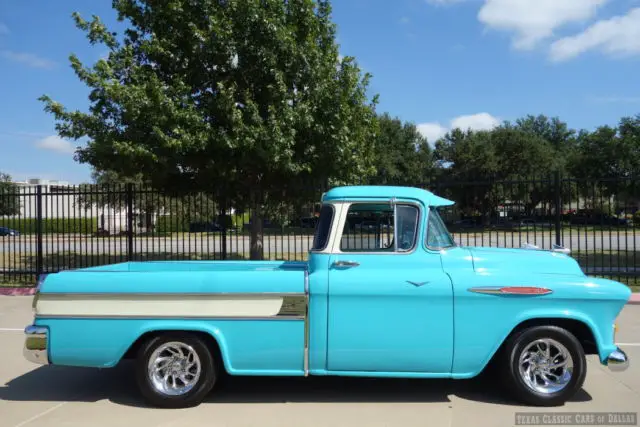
[0,287,36,296]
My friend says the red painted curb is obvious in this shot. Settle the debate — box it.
[629,293,640,305]
[0,287,36,296]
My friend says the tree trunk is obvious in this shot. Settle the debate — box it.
[250,198,264,260]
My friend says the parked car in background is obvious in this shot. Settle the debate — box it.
[519,218,553,228]
[0,226,19,237]
[570,214,632,227]
[24,186,630,408]
[299,217,318,228]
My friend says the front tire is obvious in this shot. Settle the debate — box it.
[501,326,586,406]
[135,333,217,408]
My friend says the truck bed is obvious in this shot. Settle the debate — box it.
[39,260,307,294]
[77,260,308,273]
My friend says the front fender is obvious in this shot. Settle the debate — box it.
[452,301,622,378]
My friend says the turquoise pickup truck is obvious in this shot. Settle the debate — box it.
[24,186,630,408]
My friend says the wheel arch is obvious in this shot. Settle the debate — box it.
[482,316,599,374]
[120,328,229,374]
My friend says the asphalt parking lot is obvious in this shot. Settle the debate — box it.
[0,296,639,427]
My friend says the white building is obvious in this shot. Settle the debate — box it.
[9,178,143,234]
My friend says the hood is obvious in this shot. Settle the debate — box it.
[468,246,585,276]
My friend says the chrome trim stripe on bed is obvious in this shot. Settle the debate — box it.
[38,292,306,298]
[34,314,305,320]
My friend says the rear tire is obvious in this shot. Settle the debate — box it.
[500,325,586,406]
[135,332,217,408]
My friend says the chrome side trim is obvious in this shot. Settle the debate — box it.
[276,295,307,316]
[24,325,49,365]
[37,292,306,298]
[607,347,629,372]
[303,269,310,377]
[468,286,553,295]
[468,287,504,295]
[35,314,304,320]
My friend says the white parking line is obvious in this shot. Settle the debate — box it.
[617,343,640,346]
[12,401,67,427]
[0,328,23,331]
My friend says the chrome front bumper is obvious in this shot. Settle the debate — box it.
[606,347,629,372]
[23,325,49,365]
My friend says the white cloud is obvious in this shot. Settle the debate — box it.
[0,50,56,69]
[549,8,640,61]
[478,0,608,50]
[0,23,9,35]
[417,123,449,143]
[451,112,500,131]
[418,113,500,144]
[36,136,76,154]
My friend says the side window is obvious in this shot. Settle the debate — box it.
[311,205,334,251]
[426,207,456,249]
[340,203,419,252]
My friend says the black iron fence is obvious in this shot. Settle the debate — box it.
[1,175,638,288]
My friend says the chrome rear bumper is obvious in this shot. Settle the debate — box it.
[24,325,49,365]
[606,347,629,372]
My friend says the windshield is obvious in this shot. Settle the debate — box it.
[426,207,456,249]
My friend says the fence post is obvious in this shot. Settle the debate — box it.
[554,171,562,246]
[35,185,43,278]
[220,199,227,261]
[126,183,134,261]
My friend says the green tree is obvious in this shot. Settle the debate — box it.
[489,126,557,216]
[434,129,498,218]
[0,172,20,217]
[513,114,576,158]
[434,125,558,219]
[569,115,640,207]
[40,0,378,259]
[369,113,434,186]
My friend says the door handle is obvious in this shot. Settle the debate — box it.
[332,260,360,268]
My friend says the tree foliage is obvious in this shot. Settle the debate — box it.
[368,113,434,186]
[0,173,20,217]
[40,0,378,258]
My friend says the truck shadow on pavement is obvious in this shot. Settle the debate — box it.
[0,362,592,407]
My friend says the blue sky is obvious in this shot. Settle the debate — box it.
[1,0,639,184]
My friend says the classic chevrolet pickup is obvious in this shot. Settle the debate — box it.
[24,186,630,408]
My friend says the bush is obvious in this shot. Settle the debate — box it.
[156,215,189,233]
[0,217,98,234]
